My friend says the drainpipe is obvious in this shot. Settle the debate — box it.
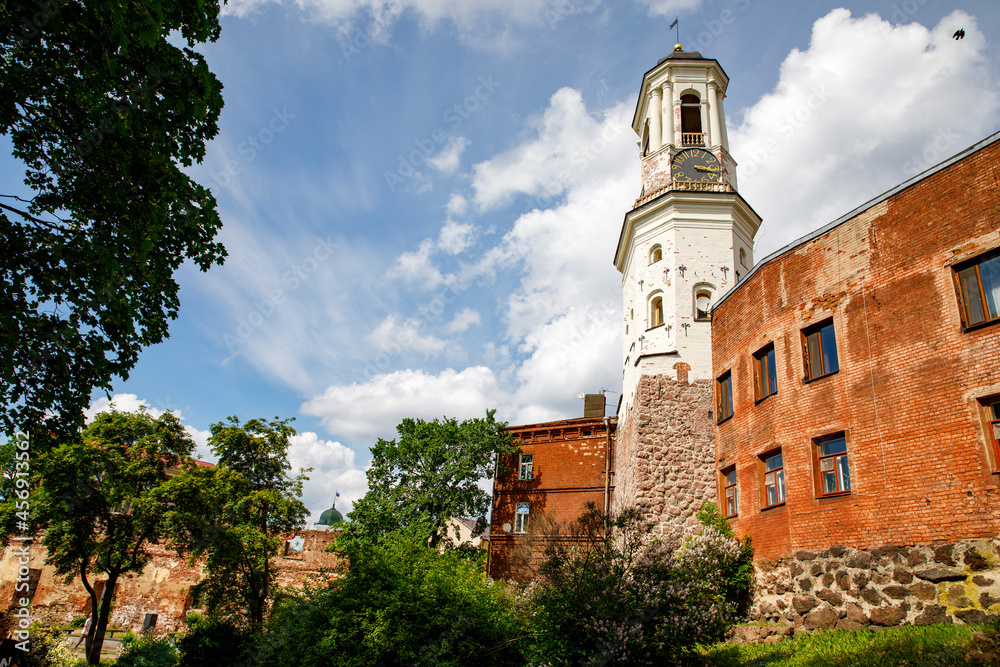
[603,416,614,514]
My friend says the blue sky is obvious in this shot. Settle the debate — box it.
[10,0,1000,521]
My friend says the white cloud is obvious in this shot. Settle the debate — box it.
[300,367,507,440]
[223,0,602,48]
[437,219,475,254]
[731,9,1000,257]
[471,88,633,210]
[288,432,367,521]
[637,0,702,18]
[446,194,468,217]
[427,136,470,174]
[386,238,447,290]
[368,314,449,357]
[445,308,481,334]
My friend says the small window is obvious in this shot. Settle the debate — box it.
[650,295,664,328]
[956,250,1000,328]
[695,289,712,320]
[739,247,748,268]
[802,318,839,381]
[680,93,703,145]
[514,503,529,533]
[753,343,777,402]
[518,453,533,480]
[716,371,733,424]
[979,396,1000,464]
[650,245,662,264]
[814,433,851,496]
[761,451,785,509]
[722,467,738,518]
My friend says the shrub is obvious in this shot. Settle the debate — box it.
[17,625,78,667]
[175,620,256,667]
[115,633,177,667]
[260,525,524,667]
[528,503,752,666]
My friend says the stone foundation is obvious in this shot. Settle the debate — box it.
[752,539,1000,629]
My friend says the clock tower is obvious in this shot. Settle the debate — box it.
[612,46,761,537]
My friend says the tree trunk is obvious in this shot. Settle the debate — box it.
[86,572,118,665]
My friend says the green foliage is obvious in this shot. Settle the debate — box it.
[188,416,310,630]
[700,623,985,666]
[349,410,518,546]
[0,0,227,439]
[260,526,525,667]
[697,500,755,617]
[176,620,256,667]
[115,633,177,667]
[0,408,206,664]
[16,624,78,667]
[527,503,749,666]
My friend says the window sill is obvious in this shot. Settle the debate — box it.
[817,491,851,499]
[754,391,778,405]
[761,501,785,512]
[803,369,838,385]
[646,323,665,332]
[962,318,1000,333]
[717,414,732,426]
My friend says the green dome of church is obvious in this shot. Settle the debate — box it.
[317,503,344,526]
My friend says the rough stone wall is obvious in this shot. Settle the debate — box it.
[614,374,716,539]
[752,539,1000,629]
[0,529,341,633]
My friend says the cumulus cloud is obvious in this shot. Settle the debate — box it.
[427,136,470,174]
[445,308,481,334]
[731,9,999,257]
[637,0,703,18]
[384,238,446,290]
[368,314,449,357]
[437,219,475,254]
[288,432,367,520]
[300,367,507,440]
[471,88,633,210]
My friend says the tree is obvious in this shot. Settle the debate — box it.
[5,408,204,665]
[191,417,310,630]
[261,526,525,667]
[349,410,519,547]
[0,0,227,439]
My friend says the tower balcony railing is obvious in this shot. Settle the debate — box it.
[681,132,706,147]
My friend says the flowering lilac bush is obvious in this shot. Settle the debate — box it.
[527,503,752,666]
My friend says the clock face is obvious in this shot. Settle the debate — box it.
[672,148,721,183]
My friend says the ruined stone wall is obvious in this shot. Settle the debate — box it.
[0,529,341,633]
[614,374,716,539]
[751,538,1000,629]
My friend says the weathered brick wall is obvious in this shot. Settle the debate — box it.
[0,529,341,632]
[614,374,716,539]
[712,136,1000,561]
[751,539,1000,628]
[489,417,613,581]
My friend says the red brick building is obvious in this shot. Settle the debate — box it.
[711,131,1000,627]
[488,413,615,581]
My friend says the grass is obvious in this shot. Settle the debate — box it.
[699,624,993,667]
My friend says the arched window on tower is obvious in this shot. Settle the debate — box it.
[649,245,662,264]
[694,288,713,321]
[680,94,704,146]
[649,294,664,328]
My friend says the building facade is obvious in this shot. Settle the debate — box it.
[488,413,615,581]
[712,131,1000,628]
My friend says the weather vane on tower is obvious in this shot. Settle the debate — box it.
[669,16,680,49]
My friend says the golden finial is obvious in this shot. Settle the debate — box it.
[674,43,683,52]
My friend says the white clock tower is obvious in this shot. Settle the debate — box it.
[613,46,761,537]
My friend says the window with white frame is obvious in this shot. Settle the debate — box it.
[518,453,533,480]
[514,503,529,533]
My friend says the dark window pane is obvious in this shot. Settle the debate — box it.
[765,452,782,471]
[820,437,847,456]
[980,255,1000,319]
[820,323,839,373]
[960,266,987,324]
[838,455,851,491]
[766,348,777,394]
